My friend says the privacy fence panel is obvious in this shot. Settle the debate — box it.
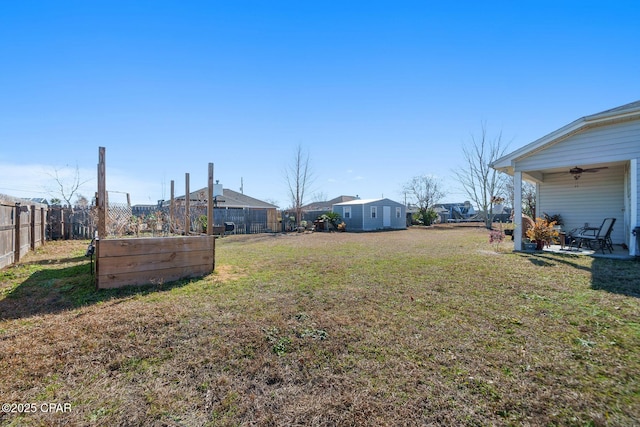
[0,198,48,269]
[31,206,46,251]
[0,204,14,269]
[17,206,31,261]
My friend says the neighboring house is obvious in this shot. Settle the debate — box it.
[333,198,406,231]
[29,198,49,205]
[132,204,158,217]
[301,195,358,222]
[433,202,477,223]
[491,100,640,256]
[169,186,279,233]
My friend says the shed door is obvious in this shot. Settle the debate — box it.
[383,206,391,227]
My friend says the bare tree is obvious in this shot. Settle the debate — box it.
[506,179,536,218]
[285,144,314,225]
[75,194,89,208]
[311,191,328,203]
[403,174,445,210]
[453,123,510,228]
[46,164,90,211]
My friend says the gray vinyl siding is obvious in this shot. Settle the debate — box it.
[636,159,640,243]
[516,120,640,172]
[537,165,625,244]
[334,199,406,231]
[362,204,380,231]
[340,205,363,231]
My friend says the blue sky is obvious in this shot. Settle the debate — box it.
[1,1,639,207]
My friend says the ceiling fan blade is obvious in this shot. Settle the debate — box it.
[583,167,609,172]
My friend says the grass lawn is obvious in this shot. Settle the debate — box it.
[1,227,639,426]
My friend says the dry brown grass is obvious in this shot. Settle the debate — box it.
[1,228,639,426]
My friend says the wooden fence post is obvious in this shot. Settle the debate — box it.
[95,146,106,289]
[207,163,215,270]
[94,237,100,290]
[170,180,175,234]
[41,207,46,246]
[207,163,214,235]
[30,205,36,250]
[61,207,66,240]
[14,203,20,264]
[185,173,190,234]
[97,147,106,239]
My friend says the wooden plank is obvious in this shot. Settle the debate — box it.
[98,249,213,273]
[185,173,190,234]
[95,235,215,288]
[30,205,36,250]
[97,264,213,289]
[14,203,20,264]
[20,211,30,259]
[99,236,214,257]
[207,163,214,235]
[0,251,13,270]
[41,207,46,246]
[170,180,175,234]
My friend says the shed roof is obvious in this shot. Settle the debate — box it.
[333,198,403,206]
[492,100,640,172]
[302,195,357,211]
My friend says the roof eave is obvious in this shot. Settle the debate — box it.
[492,106,640,171]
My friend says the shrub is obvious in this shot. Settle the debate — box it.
[318,212,342,229]
[526,217,559,243]
[414,208,439,226]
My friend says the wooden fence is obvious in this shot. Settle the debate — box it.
[95,235,215,289]
[0,199,48,269]
[48,206,96,240]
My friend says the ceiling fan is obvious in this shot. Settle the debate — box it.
[568,166,608,180]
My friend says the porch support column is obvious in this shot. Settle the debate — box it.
[630,158,638,256]
[514,171,523,251]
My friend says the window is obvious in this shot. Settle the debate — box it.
[371,206,377,219]
[396,207,401,218]
[344,206,351,219]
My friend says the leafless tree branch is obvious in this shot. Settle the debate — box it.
[453,123,510,228]
[285,144,314,224]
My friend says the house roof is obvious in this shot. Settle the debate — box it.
[333,198,403,206]
[221,188,278,209]
[492,100,640,172]
[29,198,49,205]
[175,188,277,209]
[302,195,357,211]
[0,194,49,206]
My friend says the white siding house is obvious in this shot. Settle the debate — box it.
[492,100,640,256]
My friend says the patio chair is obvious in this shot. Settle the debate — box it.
[571,218,616,254]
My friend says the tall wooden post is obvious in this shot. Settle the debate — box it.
[40,207,46,245]
[30,205,36,250]
[207,163,214,235]
[185,173,190,235]
[14,203,21,264]
[170,180,175,234]
[60,207,66,240]
[97,147,106,239]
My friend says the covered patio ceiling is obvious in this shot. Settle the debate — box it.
[516,160,628,183]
